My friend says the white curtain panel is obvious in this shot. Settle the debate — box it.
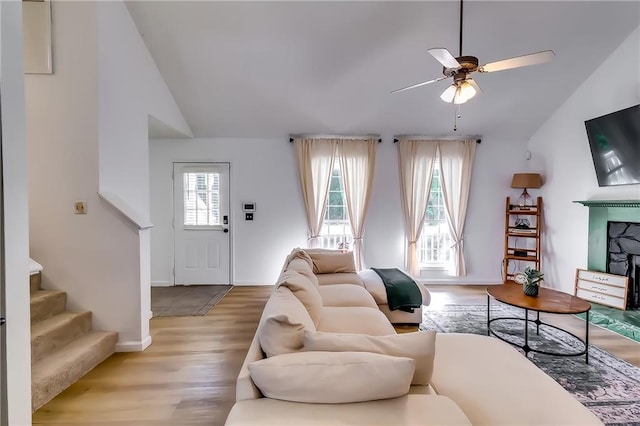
[338,139,377,271]
[438,140,476,276]
[294,139,338,248]
[397,140,438,276]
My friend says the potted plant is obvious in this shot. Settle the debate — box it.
[522,267,544,296]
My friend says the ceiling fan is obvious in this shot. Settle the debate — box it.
[391,0,555,104]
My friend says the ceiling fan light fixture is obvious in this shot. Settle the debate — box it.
[456,80,477,103]
[442,80,477,104]
[440,84,457,103]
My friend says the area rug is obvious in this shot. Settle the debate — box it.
[151,285,232,317]
[420,304,640,425]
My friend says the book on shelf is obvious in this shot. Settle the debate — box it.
[509,228,537,234]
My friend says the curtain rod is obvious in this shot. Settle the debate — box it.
[393,135,482,144]
[289,134,382,143]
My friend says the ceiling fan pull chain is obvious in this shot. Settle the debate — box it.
[453,106,458,132]
[453,104,463,131]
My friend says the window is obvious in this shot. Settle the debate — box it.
[183,172,220,226]
[418,162,452,267]
[318,160,352,249]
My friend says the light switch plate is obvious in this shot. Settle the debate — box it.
[74,201,86,214]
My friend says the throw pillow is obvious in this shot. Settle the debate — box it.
[248,351,414,403]
[303,330,436,385]
[257,286,316,357]
[306,249,356,274]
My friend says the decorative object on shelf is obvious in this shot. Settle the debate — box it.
[514,272,528,285]
[511,173,542,207]
[522,267,544,297]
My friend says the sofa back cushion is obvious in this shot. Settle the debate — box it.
[286,257,319,287]
[279,248,313,276]
[276,269,323,326]
[303,330,437,385]
[306,249,357,274]
[257,286,316,357]
[248,351,414,403]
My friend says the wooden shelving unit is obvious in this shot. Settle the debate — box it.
[503,196,542,282]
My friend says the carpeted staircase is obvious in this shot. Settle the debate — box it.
[30,269,118,411]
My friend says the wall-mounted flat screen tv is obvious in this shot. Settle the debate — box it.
[585,104,640,187]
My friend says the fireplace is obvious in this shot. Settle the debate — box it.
[607,221,640,309]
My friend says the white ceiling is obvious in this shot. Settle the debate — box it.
[126,1,639,140]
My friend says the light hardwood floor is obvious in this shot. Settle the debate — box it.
[33,285,640,425]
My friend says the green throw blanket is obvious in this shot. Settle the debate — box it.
[370,268,422,313]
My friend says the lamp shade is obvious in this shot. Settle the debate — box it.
[511,173,542,189]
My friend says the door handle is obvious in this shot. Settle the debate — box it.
[223,228,229,233]
[0,317,5,326]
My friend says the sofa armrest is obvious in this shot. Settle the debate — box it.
[236,333,265,401]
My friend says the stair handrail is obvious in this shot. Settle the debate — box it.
[97,191,153,230]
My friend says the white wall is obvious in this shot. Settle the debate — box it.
[95,0,192,350]
[1,0,32,423]
[528,26,640,295]
[24,1,174,352]
[97,1,191,216]
[150,138,308,285]
[150,135,525,285]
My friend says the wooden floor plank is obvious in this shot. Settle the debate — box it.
[33,284,639,425]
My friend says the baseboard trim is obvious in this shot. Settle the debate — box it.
[418,280,501,285]
[151,281,172,287]
[115,335,152,352]
[231,282,273,286]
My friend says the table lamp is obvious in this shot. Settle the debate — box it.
[511,173,542,207]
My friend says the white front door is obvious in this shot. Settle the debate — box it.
[173,163,230,285]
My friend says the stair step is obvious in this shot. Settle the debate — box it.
[30,290,66,325]
[32,330,118,411]
[31,311,92,365]
[30,272,42,294]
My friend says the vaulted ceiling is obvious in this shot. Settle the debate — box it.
[126,1,639,140]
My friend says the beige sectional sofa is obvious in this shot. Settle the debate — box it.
[225,248,603,425]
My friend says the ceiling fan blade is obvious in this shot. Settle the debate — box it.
[428,48,461,69]
[391,76,449,94]
[478,50,555,73]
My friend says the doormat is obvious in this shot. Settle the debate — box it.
[151,285,232,317]
[420,304,640,425]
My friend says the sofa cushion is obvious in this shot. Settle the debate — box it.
[225,395,472,425]
[316,272,364,286]
[257,287,315,357]
[317,284,378,308]
[279,247,313,275]
[286,257,319,287]
[276,269,323,326]
[303,330,436,385]
[248,351,414,403]
[317,306,396,335]
[306,249,357,274]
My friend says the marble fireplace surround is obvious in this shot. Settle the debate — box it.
[574,200,640,272]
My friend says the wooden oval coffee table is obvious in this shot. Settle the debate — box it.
[487,282,592,363]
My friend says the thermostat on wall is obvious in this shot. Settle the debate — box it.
[242,202,256,212]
